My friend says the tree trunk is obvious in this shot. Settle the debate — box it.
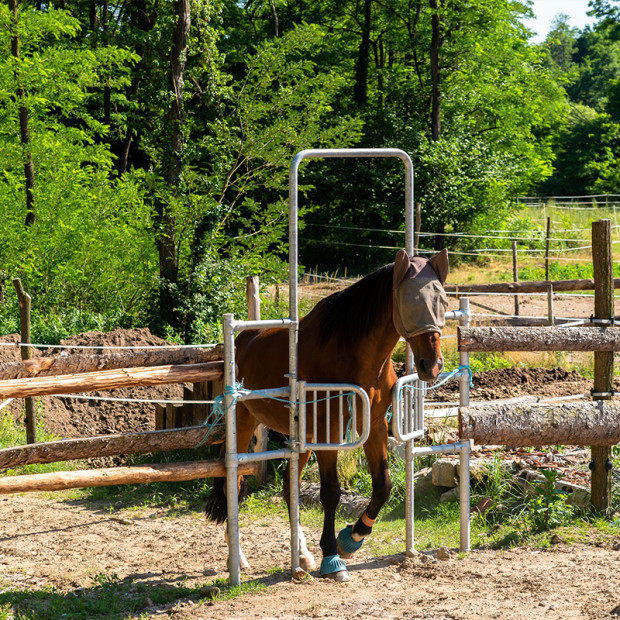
[0,344,223,380]
[459,401,620,447]
[0,361,223,399]
[156,0,191,326]
[0,424,226,469]
[9,0,36,227]
[459,326,620,352]
[429,0,442,141]
[354,0,372,106]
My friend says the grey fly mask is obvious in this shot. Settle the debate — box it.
[392,249,449,338]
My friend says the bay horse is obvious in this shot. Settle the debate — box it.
[206,249,449,581]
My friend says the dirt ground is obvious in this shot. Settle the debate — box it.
[0,291,618,619]
[1,492,620,620]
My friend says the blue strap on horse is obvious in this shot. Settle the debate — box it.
[320,554,347,576]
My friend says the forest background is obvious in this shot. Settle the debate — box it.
[1,0,619,343]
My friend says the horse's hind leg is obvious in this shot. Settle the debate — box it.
[282,450,316,573]
[205,402,258,570]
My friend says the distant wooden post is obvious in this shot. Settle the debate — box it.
[512,241,519,317]
[414,202,421,255]
[545,216,551,281]
[12,278,35,444]
[247,276,268,485]
[591,219,614,514]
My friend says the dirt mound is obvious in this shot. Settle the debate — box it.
[4,328,185,439]
[425,366,592,402]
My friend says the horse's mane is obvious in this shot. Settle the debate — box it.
[315,263,394,348]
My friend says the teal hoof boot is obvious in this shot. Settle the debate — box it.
[320,554,349,581]
[336,525,364,559]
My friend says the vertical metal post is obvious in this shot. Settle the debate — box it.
[458,296,471,551]
[288,156,301,575]
[404,438,415,556]
[547,283,555,326]
[512,241,519,317]
[223,314,241,587]
[459,441,471,552]
[459,297,470,408]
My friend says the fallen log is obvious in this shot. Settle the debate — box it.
[458,326,620,352]
[445,277,620,294]
[0,344,224,381]
[0,424,226,469]
[459,401,620,446]
[0,361,224,399]
[0,459,258,494]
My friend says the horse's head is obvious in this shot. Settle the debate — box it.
[392,248,449,382]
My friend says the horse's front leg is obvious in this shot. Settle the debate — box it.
[282,450,316,573]
[316,451,349,581]
[337,417,391,559]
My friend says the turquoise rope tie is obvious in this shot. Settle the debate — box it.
[195,383,359,448]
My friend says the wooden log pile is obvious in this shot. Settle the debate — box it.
[0,459,258,494]
[0,361,223,399]
[0,344,224,380]
[0,424,226,469]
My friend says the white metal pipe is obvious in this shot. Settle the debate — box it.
[237,448,293,463]
[459,297,471,408]
[223,313,241,587]
[232,318,295,331]
[459,440,472,552]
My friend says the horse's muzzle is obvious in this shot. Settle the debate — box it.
[416,355,444,382]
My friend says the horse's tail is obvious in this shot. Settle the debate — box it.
[205,474,228,524]
[205,445,249,524]
[205,444,228,523]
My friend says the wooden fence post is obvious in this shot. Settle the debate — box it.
[247,276,268,485]
[12,278,35,444]
[591,219,614,514]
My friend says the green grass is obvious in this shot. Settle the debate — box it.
[0,406,81,477]
[0,572,268,620]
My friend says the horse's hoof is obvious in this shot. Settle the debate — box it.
[322,569,350,582]
[300,554,317,572]
[320,555,349,581]
[336,525,364,559]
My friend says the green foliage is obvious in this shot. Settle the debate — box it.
[526,469,576,531]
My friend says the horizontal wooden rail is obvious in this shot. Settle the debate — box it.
[0,344,224,381]
[0,424,226,469]
[459,326,620,352]
[460,401,620,446]
[0,361,224,399]
[0,459,258,494]
[445,277,620,294]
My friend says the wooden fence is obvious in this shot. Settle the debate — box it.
[457,219,617,512]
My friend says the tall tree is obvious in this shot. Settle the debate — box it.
[8,0,36,227]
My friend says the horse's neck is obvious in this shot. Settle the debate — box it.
[354,305,401,381]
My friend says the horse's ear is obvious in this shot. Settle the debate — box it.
[427,248,449,285]
[393,249,411,287]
